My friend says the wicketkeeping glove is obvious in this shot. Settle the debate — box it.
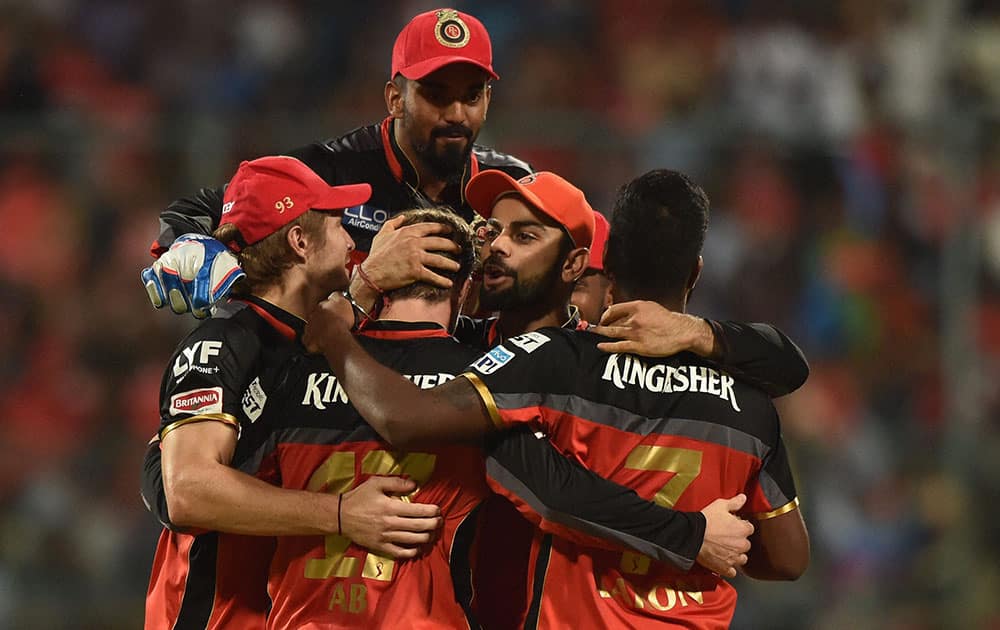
[141,234,245,319]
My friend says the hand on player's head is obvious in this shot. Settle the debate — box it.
[142,234,244,319]
[365,215,461,291]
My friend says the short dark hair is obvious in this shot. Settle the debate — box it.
[386,207,476,303]
[605,169,709,302]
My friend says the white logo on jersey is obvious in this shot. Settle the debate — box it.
[600,354,741,412]
[471,345,515,375]
[508,332,550,354]
[169,387,223,416]
[302,371,456,409]
[173,340,223,379]
[343,204,389,234]
[242,377,267,422]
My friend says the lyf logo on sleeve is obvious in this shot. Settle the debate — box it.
[173,340,223,379]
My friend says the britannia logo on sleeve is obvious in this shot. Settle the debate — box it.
[170,387,223,416]
[435,9,470,48]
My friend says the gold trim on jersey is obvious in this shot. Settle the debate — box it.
[159,413,240,441]
[460,372,504,429]
[752,497,799,520]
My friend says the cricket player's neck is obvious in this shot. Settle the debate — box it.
[379,298,452,330]
[256,270,341,322]
[496,301,575,340]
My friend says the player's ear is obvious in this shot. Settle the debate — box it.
[482,83,492,120]
[286,224,309,262]
[386,77,405,119]
[686,255,703,295]
[562,247,589,283]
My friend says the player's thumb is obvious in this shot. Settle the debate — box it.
[375,476,418,496]
[726,493,748,513]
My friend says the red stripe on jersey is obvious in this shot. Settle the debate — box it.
[358,327,451,340]
[381,116,404,182]
[495,406,767,629]
[245,301,296,341]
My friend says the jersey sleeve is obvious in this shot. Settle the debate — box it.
[459,330,574,432]
[140,437,172,528]
[706,320,809,397]
[151,143,326,255]
[484,428,705,571]
[152,186,226,255]
[745,409,799,519]
[158,319,260,440]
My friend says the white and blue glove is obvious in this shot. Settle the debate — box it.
[141,234,245,319]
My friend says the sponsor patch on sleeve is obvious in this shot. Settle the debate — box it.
[508,331,550,353]
[242,377,267,422]
[169,387,224,416]
[471,344,515,375]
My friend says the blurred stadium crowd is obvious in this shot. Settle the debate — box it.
[1,1,998,628]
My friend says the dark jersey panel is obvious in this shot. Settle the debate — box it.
[153,118,532,256]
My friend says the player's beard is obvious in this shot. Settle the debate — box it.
[413,124,474,184]
[479,255,563,312]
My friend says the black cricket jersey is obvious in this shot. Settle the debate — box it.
[151,117,532,259]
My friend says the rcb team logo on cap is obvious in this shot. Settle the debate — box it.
[435,9,470,48]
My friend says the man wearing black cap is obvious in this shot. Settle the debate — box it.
[142,7,525,319]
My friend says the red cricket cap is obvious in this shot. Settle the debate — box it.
[465,171,596,249]
[391,8,498,80]
[220,156,371,250]
[588,211,610,271]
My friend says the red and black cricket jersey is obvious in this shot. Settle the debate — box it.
[462,327,800,629]
[143,299,718,629]
[151,117,532,262]
[246,319,489,629]
[146,295,303,630]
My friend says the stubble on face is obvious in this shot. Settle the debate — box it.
[478,251,564,312]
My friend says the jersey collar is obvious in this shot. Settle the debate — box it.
[357,318,453,341]
[487,305,583,346]
[380,116,480,214]
[240,295,306,342]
